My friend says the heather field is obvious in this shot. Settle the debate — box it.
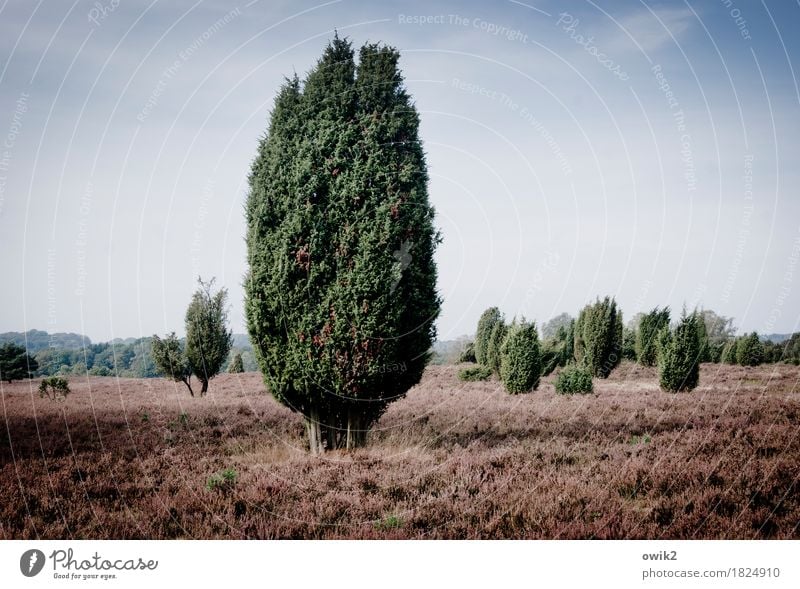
[1,363,798,539]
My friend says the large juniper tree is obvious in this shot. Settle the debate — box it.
[245,37,440,452]
[636,307,671,366]
[574,296,623,378]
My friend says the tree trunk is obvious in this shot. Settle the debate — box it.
[346,409,366,450]
[325,425,338,450]
[182,377,195,397]
[306,409,323,454]
[200,379,209,396]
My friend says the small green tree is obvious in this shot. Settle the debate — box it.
[622,326,637,361]
[499,320,541,394]
[658,311,701,392]
[0,342,38,382]
[485,319,508,376]
[458,341,476,363]
[228,352,244,374]
[474,307,502,366]
[574,297,623,378]
[721,339,738,364]
[636,307,670,366]
[185,278,233,395]
[38,376,70,401]
[736,332,763,366]
[554,364,593,394]
[151,333,194,396]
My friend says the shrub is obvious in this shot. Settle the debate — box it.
[38,376,70,401]
[636,307,670,366]
[244,38,440,452]
[474,307,502,365]
[622,326,637,361]
[458,366,492,382]
[151,333,194,395]
[206,468,237,492]
[0,342,38,382]
[185,278,233,394]
[228,352,244,374]
[458,341,476,363]
[554,364,593,394]
[658,312,701,392]
[485,320,508,376]
[541,319,575,376]
[721,339,738,364]
[499,320,541,394]
[736,332,763,366]
[574,297,623,378]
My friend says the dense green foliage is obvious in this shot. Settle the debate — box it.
[458,341,476,363]
[658,312,701,392]
[541,312,573,341]
[457,365,493,382]
[485,320,508,376]
[736,332,764,366]
[185,278,233,394]
[245,37,440,452]
[474,307,502,366]
[540,317,575,376]
[499,320,541,394]
[574,297,623,378]
[554,364,593,395]
[721,339,737,364]
[622,326,637,361]
[636,307,671,366]
[0,342,38,382]
[151,333,194,394]
[228,352,244,373]
[38,376,70,401]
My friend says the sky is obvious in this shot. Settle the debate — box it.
[0,0,799,343]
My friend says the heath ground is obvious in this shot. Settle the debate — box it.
[1,362,798,539]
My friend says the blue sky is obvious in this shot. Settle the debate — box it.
[0,0,798,342]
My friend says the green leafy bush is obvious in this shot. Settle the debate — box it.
[574,297,623,378]
[228,352,244,373]
[206,468,237,492]
[38,376,70,401]
[474,307,502,365]
[499,320,541,394]
[554,364,593,394]
[458,341,476,363]
[458,366,493,382]
[721,339,738,364]
[0,342,38,382]
[485,320,508,376]
[658,312,701,392]
[636,307,670,366]
[736,332,764,366]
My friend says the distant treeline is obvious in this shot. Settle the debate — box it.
[0,330,257,377]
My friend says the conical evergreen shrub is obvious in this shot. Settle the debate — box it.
[245,37,440,452]
[474,307,501,366]
[736,332,764,366]
[499,320,541,394]
[636,307,670,366]
[658,311,701,392]
[486,319,508,376]
[574,297,623,378]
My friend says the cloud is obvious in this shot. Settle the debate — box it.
[610,7,695,54]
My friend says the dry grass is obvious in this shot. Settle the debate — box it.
[1,362,798,539]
